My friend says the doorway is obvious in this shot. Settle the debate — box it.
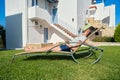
[44,28,48,43]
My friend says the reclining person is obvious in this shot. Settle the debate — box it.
[25,26,95,52]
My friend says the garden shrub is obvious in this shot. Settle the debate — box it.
[93,36,114,42]
[104,37,114,42]
[114,23,120,42]
[0,25,6,48]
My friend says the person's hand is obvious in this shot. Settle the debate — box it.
[78,40,82,43]
[65,41,69,43]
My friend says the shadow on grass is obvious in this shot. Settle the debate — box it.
[23,51,91,61]
[0,48,7,51]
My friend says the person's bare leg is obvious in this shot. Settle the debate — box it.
[37,45,61,52]
[25,44,61,52]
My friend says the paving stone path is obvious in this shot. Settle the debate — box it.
[91,42,120,46]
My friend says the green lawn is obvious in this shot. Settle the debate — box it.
[0,46,120,80]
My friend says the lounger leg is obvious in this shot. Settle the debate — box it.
[91,49,103,64]
[82,43,104,64]
[11,52,28,63]
[11,55,16,63]
[85,50,94,58]
[70,52,79,63]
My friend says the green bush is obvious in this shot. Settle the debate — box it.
[93,36,105,42]
[104,37,114,42]
[93,36,114,42]
[0,25,6,48]
[0,38,4,48]
[114,23,120,42]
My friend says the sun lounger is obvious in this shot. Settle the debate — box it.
[11,24,104,64]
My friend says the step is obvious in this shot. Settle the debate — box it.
[54,24,76,38]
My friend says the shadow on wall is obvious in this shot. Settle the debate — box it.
[102,16,110,25]
[6,13,23,49]
[49,27,71,43]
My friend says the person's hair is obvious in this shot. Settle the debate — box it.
[83,26,95,32]
[88,26,95,31]
[86,26,96,37]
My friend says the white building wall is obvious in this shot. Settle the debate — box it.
[109,5,115,27]
[94,3,111,21]
[94,3,104,20]
[38,0,46,9]
[28,26,44,44]
[91,3,115,27]
[27,0,50,44]
[28,6,51,24]
[57,0,77,34]
[5,0,27,49]
[49,27,71,43]
[6,0,115,49]
[77,0,92,33]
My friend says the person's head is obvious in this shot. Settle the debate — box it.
[88,26,95,31]
[83,26,95,36]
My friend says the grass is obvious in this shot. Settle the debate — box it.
[0,46,120,80]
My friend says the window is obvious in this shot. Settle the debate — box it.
[92,0,96,4]
[45,0,48,9]
[86,10,88,15]
[32,0,38,6]
[36,0,38,5]
[44,28,48,43]
[95,32,99,35]
[32,0,34,6]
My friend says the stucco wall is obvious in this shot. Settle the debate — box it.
[57,0,77,34]
[49,27,71,43]
[5,0,27,49]
[109,5,115,27]
[93,3,115,27]
[77,0,91,32]
[28,26,44,44]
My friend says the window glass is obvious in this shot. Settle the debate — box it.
[32,0,38,6]
[36,0,38,5]
[32,0,34,6]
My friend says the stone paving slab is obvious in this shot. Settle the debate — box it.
[91,42,120,46]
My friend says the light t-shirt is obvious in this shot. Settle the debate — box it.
[70,35,87,46]
[78,35,87,42]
